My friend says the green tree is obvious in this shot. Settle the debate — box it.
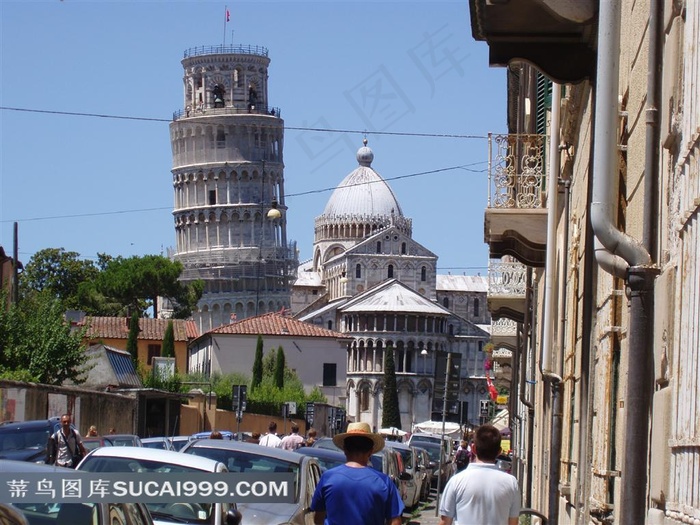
[96,255,201,318]
[20,248,100,309]
[126,311,140,363]
[274,346,285,389]
[0,291,88,384]
[252,335,264,392]
[382,344,402,429]
[162,320,175,358]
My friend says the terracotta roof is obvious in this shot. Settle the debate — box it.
[209,312,350,339]
[81,317,199,341]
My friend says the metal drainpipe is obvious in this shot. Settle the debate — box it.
[591,1,659,523]
[520,267,535,508]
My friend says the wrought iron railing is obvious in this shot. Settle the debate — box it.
[487,133,547,209]
[183,45,269,59]
[173,105,281,121]
[488,260,527,297]
[491,317,518,337]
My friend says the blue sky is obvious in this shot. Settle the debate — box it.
[1,1,505,275]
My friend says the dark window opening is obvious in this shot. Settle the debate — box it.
[323,363,337,387]
[376,241,382,253]
[401,242,407,254]
[421,266,427,281]
[388,265,394,278]
[356,264,362,278]
[473,298,480,317]
[442,297,449,308]
[327,320,333,330]
[209,190,216,205]
[147,344,161,365]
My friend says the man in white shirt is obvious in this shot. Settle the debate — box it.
[439,424,520,525]
[259,421,282,447]
[280,423,305,450]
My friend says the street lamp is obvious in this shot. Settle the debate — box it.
[435,351,454,517]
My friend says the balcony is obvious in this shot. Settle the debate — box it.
[468,0,597,83]
[485,133,548,267]
[490,317,518,351]
[488,260,527,323]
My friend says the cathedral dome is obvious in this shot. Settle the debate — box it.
[322,141,403,218]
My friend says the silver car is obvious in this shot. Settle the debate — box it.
[77,446,241,525]
[181,439,323,525]
[0,460,153,525]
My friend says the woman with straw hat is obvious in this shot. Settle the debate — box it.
[310,422,404,525]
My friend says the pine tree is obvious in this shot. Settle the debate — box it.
[162,320,175,358]
[274,346,285,389]
[252,335,264,392]
[126,311,140,364]
[382,344,402,429]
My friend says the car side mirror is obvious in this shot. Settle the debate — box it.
[226,508,242,525]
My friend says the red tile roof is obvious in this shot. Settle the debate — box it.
[81,317,199,341]
[209,312,350,339]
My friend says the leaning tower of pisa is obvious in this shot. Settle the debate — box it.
[169,44,297,332]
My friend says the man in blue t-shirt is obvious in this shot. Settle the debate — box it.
[311,422,404,525]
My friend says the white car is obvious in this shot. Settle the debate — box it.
[77,447,241,525]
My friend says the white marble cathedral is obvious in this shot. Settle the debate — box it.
[169,45,297,333]
[293,141,491,431]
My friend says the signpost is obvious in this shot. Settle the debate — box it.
[232,385,247,437]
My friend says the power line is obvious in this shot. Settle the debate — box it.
[1,162,486,224]
[0,106,489,140]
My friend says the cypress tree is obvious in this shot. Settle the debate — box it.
[162,320,175,358]
[382,344,402,429]
[274,345,285,389]
[252,335,264,391]
[126,311,140,364]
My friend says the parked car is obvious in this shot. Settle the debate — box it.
[191,430,235,441]
[296,446,346,471]
[76,446,241,525]
[106,433,143,447]
[407,432,454,460]
[412,445,435,500]
[0,459,154,525]
[82,436,114,452]
[169,435,191,451]
[416,440,453,489]
[142,436,175,451]
[0,418,65,463]
[310,437,340,451]
[384,441,422,510]
[181,439,322,525]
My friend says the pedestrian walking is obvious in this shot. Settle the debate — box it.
[46,414,87,469]
[305,428,318,447]
[438,424,520,525]
[280,423,304,451]
[259,421,282,448]
[310,422,404,525]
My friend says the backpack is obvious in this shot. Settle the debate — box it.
[455,448,469,469]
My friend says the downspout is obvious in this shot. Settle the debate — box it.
[521,267,535,508]
[539,81,563,524]
[591,1,659,524]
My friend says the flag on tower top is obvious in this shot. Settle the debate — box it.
[226,9,230,22]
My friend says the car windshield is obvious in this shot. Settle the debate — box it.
[143,439,169,450]
[421,444,442,463]
[12,502,98,524]
[79,456,217,523]
[369,454,383,471]
[183,446,301,501]
[0,428,50,452]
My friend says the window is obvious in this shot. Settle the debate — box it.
[327,320,333,330]
[360,386,370,411]
[421,266,427,281]
[473,298,480,317]
[147,344,161,365]
[388,265,394,278]
[376,241,382,253]
[442,297,449,308]
[209,190,216,205]
[323,363,337,387]
[356,264,362,278]
[401,242,406,254]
